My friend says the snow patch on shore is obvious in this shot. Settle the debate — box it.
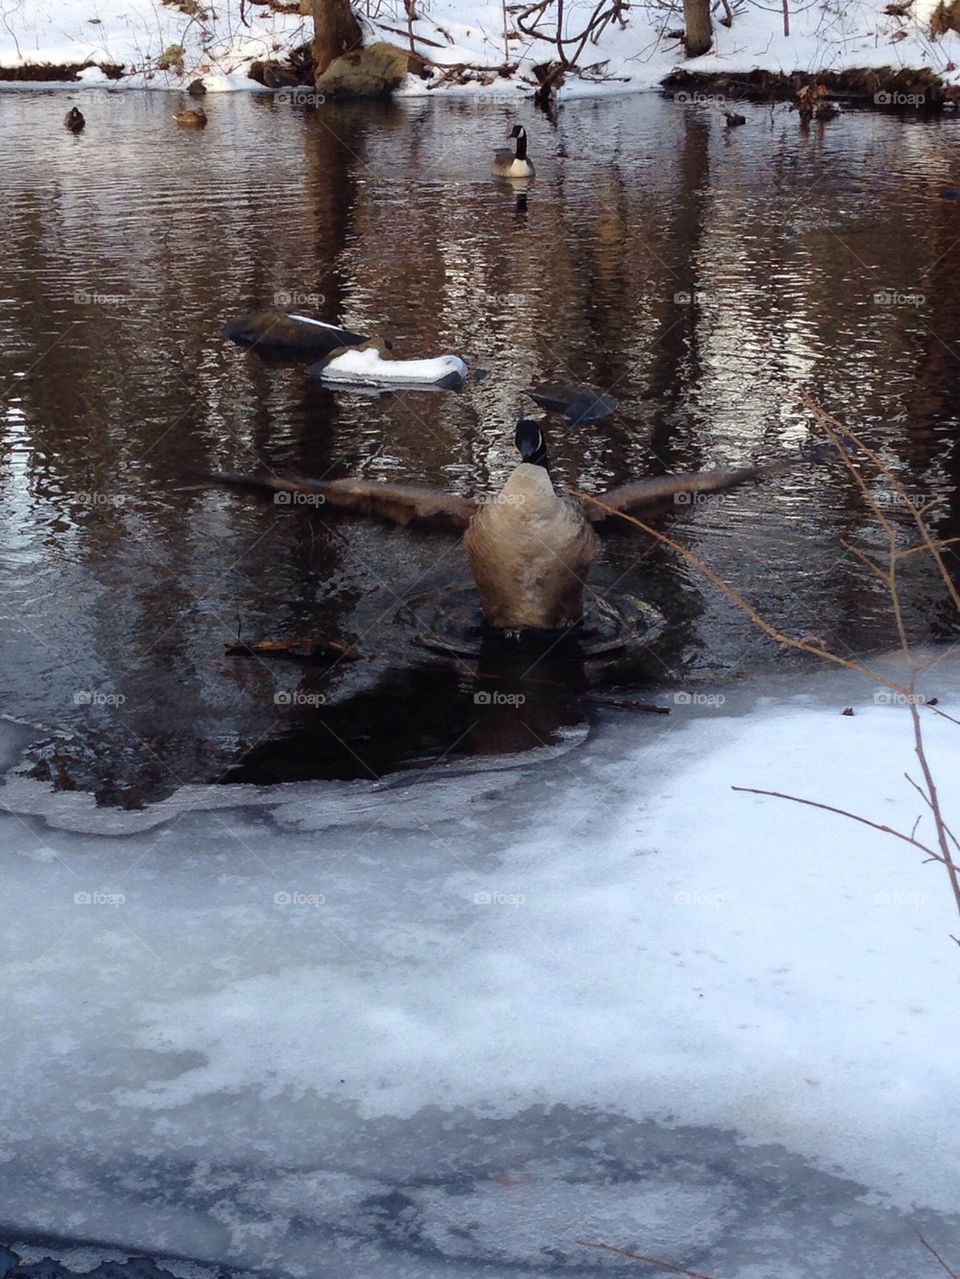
[0,0,307,90]
[1,0,959,95]
[395,0,960,97]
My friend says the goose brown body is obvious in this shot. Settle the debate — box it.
[463,464,598,629]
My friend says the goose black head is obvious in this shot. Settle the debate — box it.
[508,124,529,161]
[515,419,549,470]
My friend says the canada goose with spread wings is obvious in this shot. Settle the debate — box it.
[205,421,798,631]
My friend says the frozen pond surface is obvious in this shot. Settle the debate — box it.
[1,654,959,1275]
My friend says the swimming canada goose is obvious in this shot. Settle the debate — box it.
[176,106,207,128]
[222,308,375,356]
[204,422,797,632]
[492,125,535,179]
[64,107,85,133]
[724,111,746,127]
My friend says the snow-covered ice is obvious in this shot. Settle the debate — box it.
[0,656,958,1275]
[315,347,468,388]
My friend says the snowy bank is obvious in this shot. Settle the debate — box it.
[2,0,960,97]
[0,0,308,91]
[0,658,958,1275]
[394,0,960,99]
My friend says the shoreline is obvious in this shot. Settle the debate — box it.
[3,65,959,111]
[4,0,960,107]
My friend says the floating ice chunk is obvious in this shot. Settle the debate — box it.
[313,346,468,390]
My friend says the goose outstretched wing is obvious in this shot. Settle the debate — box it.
[585,459,796,524]
[201,471,477,532]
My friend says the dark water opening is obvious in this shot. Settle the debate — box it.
[2,89,960,803]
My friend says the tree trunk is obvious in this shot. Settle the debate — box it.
[310,0,363,76]
[682,0,712,56]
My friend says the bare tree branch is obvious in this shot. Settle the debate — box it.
[579,394,960,934]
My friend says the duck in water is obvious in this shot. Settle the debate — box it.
[175,106,207,129]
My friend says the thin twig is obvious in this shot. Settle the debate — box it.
[586,694,671,715]
[731,786,960,874]
[576,1239,717,1278]
[918,1232,960,1279]
[839,537,888,582]
[802,395,960,616]
[577,492,888,683]
[905,774,960,856]
[580,395,960,934]
[907,696,960,914]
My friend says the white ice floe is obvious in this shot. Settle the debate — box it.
[0,659,958,1275]
[316,347,468,389]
